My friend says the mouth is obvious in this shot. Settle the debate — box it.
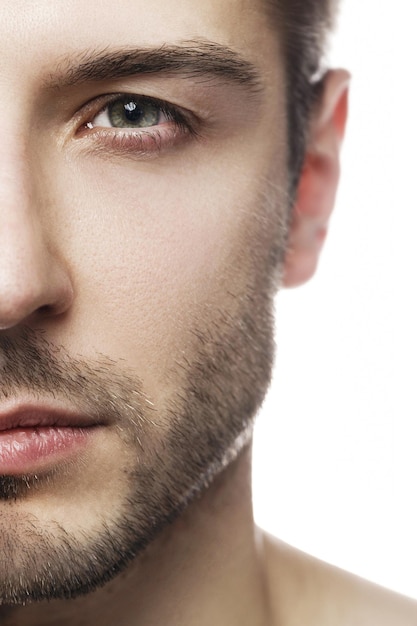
[0,401,101,475]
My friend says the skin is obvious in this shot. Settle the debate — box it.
[0,0,416,624]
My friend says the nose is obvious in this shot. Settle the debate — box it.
[0,165,73,330]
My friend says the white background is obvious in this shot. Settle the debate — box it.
[253,0,417,600]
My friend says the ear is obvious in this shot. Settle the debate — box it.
[282,69,350,288]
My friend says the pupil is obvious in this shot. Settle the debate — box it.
[124,101,142,122]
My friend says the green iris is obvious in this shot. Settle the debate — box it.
[108,98,160,128]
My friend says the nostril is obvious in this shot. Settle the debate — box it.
[37,304,53,315]
[35,303,66,319]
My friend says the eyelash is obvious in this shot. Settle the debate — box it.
[76,94,197,156]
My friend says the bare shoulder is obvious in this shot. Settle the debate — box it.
[262,531,417,626]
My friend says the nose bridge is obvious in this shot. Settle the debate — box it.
[0,46,46,209]
[0,130,43,257]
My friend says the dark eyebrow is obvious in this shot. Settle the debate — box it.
[48,40,263,96]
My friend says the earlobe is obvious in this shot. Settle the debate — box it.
[282,69,350,288]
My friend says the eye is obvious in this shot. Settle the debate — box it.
[78,94,196,157]
[88,96,169,130]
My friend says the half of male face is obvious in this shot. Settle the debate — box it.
[0,0,289,605]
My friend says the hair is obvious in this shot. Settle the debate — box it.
[270,0,340,198]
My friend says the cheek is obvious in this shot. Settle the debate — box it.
[48,146,284,397]
[63,159,246,286]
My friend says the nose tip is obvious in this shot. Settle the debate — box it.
[0,227,74,331]
[0,270,73,330]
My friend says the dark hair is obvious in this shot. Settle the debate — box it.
[271,0,339,197]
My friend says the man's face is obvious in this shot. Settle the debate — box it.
[0,0,287,603]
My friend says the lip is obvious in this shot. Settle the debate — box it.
[0,402,100,432]
[0,400,102,475]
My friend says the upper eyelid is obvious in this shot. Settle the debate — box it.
[81,93,187,120]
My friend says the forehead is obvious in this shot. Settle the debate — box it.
[2,0,280,77]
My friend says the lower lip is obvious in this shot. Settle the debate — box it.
[0,427,91,474]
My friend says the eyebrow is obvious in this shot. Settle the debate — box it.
[48,40,263,96]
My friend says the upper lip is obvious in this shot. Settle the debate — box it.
[0,399,101,432]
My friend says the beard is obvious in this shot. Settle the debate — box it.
[0,266,278,605]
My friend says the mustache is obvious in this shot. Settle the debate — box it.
[0,328,153,431]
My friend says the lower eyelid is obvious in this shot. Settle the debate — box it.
[75,123,191,159]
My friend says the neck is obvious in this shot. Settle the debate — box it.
[1,444,273,626]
